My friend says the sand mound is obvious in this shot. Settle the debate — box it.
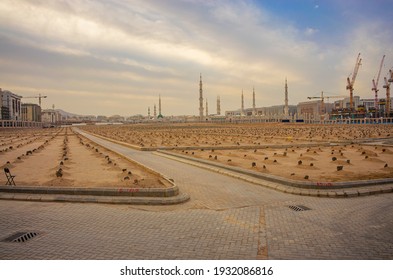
[332,160,351,165]
[255,166,269,173]
[43,178,75,187]
[296,165,319,170]
[363,157,384,163]
[359,149,378,157]
[227,161,240,167]
[263,159,280,164]
[13,158,24,164]
[381,149,393,154]
[298,156,316,161]
[381,167,393,172]
[273,153,288,157]
[241,155,256,160]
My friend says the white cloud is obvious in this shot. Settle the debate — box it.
[305,27,319,36]
[0,0,392,116]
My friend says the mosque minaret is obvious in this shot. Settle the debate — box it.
[241,90,245,115]
[199,74,204,121]
[217,95,221,115]
[284,78,289,117]
[252,87,256,116]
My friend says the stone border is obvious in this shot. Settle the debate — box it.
[155,150,393,197]
[0,184,179,197]
[0,191,190,205]
[0,129,191,205]
[0,184,190,205]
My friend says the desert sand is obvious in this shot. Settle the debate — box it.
[1,127,170,188]
[2,123,393,185]
[175,145,393,182]
[81,123,393,182]
[81,123,393,148]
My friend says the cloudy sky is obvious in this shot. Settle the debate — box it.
[1,0,392,116]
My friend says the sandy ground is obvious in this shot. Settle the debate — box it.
[81,123,393,182]
[1,127,169,188]
[3,124,393,184]
[174,145,393,182]
[81,123,393,148]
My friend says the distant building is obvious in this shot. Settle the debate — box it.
[97,115,108,122]
[334,96,360,109]
[297,100,334,119]
[358,98,392,111]
[41,109,62,124]
[226,105,296,118]
[359,98,375,111]
[297,100,321,117]
[21,103,41,122]
[108,115,125,123]
[126,115,144,123]
[255,105,297,117]
[0,88,22,120]
[80,115,97,122]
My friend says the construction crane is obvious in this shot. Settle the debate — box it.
[307,91,347,117]
[383,69,393,117]
[372,55,386,115]
[22,93,47,107]
[346,53,362,112]
[389,69,393,83]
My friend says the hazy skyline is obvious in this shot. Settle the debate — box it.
[1,0,392,116]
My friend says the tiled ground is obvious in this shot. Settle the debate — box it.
[0,130,392,259]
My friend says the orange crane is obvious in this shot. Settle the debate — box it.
[22,93,47,107]
[307,92,347,117]
[346,53,362,112]
[383,69,393,117]
[372,55,385,114]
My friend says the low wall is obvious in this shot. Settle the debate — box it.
[0,121,43,128]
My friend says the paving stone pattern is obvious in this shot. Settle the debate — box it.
[0,130,392,259]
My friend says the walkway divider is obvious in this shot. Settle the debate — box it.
[155,150,393,198]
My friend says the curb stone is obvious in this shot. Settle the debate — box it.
[0,192,190,205]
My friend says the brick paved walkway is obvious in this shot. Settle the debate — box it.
[0,130,392,259]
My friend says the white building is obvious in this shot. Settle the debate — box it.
[333,96,360,110]
[41,109,62,124]
[297,100,334,120]
[226,105,297,118]
[0,88,22,120]
[21,103,41,122]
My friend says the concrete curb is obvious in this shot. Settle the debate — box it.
[0,184,179,197]
[155,150,393,198]
[0,184,190,205]
[0,191,190,205]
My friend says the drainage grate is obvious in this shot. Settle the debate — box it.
[2,232,40,243]
[288,205,311,212]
